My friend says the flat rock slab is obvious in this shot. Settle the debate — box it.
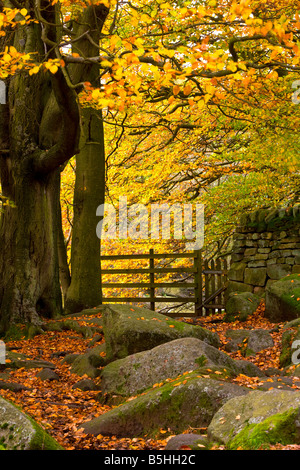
[0,380,29,392]
[0,396,63,450]
[5,351,55,370]
[101,304,220,361]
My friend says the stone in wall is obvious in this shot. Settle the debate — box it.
[227,205,300,298]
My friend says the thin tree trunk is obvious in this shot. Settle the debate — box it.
[57,192,71,301]
[64,5,108,313]
[64,108,105,313]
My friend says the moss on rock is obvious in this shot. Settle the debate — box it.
[208,389,300,448]
[0,396,63,450]
[228,408,300,450]
[102,304,220,362]
[81,372,248,438]
[265,274,300,322]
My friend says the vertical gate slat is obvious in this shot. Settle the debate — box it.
[216,258,221,313]
[222,258,228,308]
[149,248,155,311]
[194,250,202,317]
[204,259,209,316]
[211,259,215,315]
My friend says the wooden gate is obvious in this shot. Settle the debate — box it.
[100,250,227,317]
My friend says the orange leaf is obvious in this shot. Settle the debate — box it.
[173,85,180,95]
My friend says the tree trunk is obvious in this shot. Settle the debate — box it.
[64,5,108,313]
[0,166,62,332]
[57,183,71,301]
[64,108,105,313]
[0,11,80,332]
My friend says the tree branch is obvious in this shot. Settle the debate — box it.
[33,69,80,176]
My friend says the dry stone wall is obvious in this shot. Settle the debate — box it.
[227,206,300,297]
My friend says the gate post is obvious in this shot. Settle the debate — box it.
[194,250,202,316]
[149,248,155,311]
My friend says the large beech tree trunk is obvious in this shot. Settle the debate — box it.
[0,165,62,329]
[0,4,80,333]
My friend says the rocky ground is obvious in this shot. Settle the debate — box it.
[0,302,300,450]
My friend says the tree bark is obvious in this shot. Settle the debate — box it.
[0,10,80,333]
[64,5,108,313]
[64,108,105,313]
[57,182,71,301]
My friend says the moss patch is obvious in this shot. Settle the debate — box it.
[228,408,300,450]
[82,372,247,438]
[2,324,26,341]
[26,414,64,450]
[0,397,64,450]
[195,355,207,367]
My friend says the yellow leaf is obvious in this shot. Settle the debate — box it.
[92,89,101,100]
[49,64,58,74]
[101,60,113,68]
[9,46,18,57]
[228,62,237,72]
[29,66,40,75]
[238,62,247,71]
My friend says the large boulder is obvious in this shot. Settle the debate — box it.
[224,292,261,322]
[224,329,274,357]
[100,337,264,398]
[208,389,300,449]
[101,305,219,361]
[70,344,107,378]
[81,372,249,438]
[265,274,300,322]
[0,396,63,450]
[225,281,253,300]
[279,319,300,368]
